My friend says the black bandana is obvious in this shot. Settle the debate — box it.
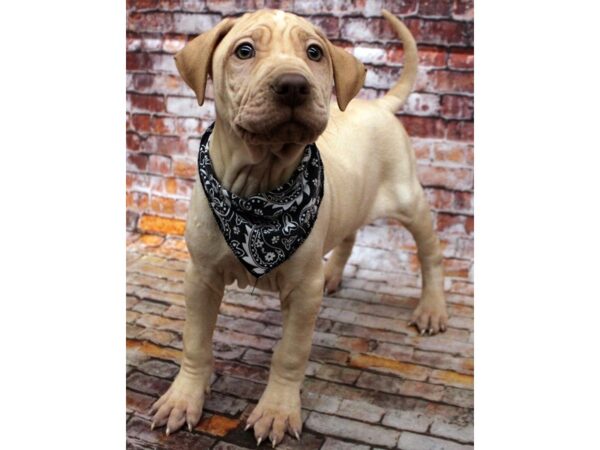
[197,123,325,278]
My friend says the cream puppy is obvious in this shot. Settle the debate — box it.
[149,9,448,447]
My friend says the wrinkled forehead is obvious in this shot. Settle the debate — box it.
[226,10,325,47]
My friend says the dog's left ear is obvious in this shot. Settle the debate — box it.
[174,18,236,105]
[325,42,366,111]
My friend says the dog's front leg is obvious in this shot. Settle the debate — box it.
[149,261,224,434]
[245,268,324,447]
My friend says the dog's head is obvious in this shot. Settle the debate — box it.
[175,10,365,146]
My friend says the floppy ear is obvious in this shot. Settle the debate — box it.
[174,18,236,105]
[325,42,366,111]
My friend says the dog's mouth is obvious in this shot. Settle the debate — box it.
[233,97,328,145]
[235,114,325,146]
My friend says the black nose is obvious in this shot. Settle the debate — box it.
[271,74,310,107]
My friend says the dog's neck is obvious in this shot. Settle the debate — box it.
[209,118,306,197]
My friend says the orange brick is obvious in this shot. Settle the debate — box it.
[349,354,429,381]
[139,234,165,247]
[126,338,181,362]
[433,143,466,163]
[139,214,186,235]
[150,195,176,215]
[173,158,197,179]
[159,177,193,197]
[126,192,149,211]
[443,258,470,278]
[429,369,474,390]
[195,415,240,436]
[165,177,178,194]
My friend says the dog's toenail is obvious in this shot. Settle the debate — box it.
[257,437,262,446]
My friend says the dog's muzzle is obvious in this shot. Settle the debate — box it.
[270,73,310,107]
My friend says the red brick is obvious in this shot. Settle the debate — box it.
[453,0,474,21]
[127,12,174,33]
[465,215,474,234]
[131,0,159,9]
[400,115,446,139]
[127,153,148,172]
[127,172,150,191]
[133,73,189,95]
[132,73,153,91]
[436,213,471,235]
[311,16,340,39]
[126,132,141,151]
[126,52,152,71]
[426,188,454,211]
[405,18,472,47]
[447,121,474,142]
[454,190,474,212]
[131,114,152,133]
[130,93,165,113]
[448,48,474,70]
[141,135,184,155]
[418,0,453,17]
[417,165,473,190]
[151,116,176,135]
[382,0,419,15]
[419,46,448,67]
[441,95,474,119]
[148,154,171,175]
[429,70,473,94]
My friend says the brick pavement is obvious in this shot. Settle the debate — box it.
[126,231,474,449]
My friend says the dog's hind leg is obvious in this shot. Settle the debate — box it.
[323,232,356,294]
[393,185,448,335]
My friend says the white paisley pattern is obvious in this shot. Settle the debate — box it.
[198,123,325,278]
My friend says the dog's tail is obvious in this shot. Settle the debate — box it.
[376,10,419,112]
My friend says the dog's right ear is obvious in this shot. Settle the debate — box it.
[174,18,236,105]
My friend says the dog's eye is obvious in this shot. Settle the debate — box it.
[306,44,323,61]
[235,43,255,60]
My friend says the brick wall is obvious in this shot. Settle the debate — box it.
[126,0,474,292]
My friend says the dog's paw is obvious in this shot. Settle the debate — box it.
[148,372,210,435]
[409,298,448,336]
[244,383,302,447]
